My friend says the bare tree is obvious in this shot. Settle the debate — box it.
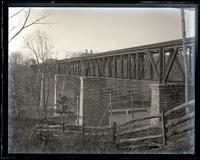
[9,8,51,42]
[24,30,55,119]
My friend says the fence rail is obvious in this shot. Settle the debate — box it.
[118,114,161,128]
[116,124,162,137]
[164,100,195,117]
[166,123,194,138]
[117,134,163,144]
[166,112,194,128]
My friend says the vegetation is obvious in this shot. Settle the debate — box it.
[9,116,194,153]
[9,117,114,153]
[55,94,76,131]
[24,30,56,119]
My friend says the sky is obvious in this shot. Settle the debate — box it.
[9,7,195,60]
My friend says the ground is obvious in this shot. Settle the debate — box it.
[8,117,194,154]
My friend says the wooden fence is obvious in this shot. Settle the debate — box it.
[35,123,113,149]
[115,114,164,151]
[35,100,195,152]
[163,100,195,148]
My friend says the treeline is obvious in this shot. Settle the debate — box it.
[8,52,40,118]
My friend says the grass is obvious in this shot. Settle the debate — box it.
[8,117,115,153]
[8,117,194,154]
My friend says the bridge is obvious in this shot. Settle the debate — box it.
[54,37,195,83]
[31,37,195,127]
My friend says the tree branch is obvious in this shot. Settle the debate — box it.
[9,25,19,32]
[24,11,51,29]
[25,40,40,64]
[9,9,31,42]
[9,8,25,19]
[9,9,51,42]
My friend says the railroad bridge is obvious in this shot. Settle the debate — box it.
[55,38,195,82]
[31,37,195,126]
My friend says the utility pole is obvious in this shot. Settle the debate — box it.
[181,8,189,104]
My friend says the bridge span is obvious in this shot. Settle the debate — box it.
[53,37,195,83]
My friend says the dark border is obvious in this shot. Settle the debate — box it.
[2,0,200,159]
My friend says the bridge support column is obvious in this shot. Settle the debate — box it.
[150,83,185,124]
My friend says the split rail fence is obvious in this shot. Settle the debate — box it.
[35,100,195,151]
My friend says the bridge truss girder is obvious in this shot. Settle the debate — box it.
[47,38,195,84]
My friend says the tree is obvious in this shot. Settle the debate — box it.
[24,30,55,120]
[56,94,76,131]
[9,8,51,42]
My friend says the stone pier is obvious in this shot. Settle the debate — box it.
[150,83,186,124]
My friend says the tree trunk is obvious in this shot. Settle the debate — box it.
[43,73,46,120]
[36,73,41,118]
[39,73,43,119]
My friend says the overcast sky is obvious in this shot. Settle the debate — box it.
[9,7,195,59]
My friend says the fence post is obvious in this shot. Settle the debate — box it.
[161,111,167,146]
[112,122,117,149]
[81,123,85,146]
[62,121,64,133]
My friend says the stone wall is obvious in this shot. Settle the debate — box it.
[151,83,194,112]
